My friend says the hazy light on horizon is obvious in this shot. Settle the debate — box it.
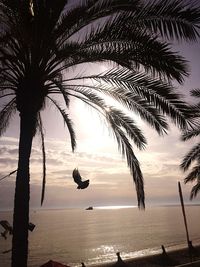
[95,205,137,210]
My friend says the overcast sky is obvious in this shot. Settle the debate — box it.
[0,38,200,210]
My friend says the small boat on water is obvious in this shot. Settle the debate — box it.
[85,206,93,210]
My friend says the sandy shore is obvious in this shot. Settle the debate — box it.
[89,245,200,267]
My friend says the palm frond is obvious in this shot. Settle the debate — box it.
[182,127,200,141]
[57,39,188,84]
[66,91,106,119]
[50,77,70,107]
[137,0,200,41]
[65,88,146,200]
[0,70,18,87]
[54,0,141,40]
[185,104,200,120]
[0,97,16,136]
[0,93,15,99]
[180,143,200,171]
[107,107,147,150]
[180,87,200,198]
[47,96,76,151]
[98,68,190,129]
[68,84,168,136]
[191,88,200,98]
[67,86,108,112]
[76,19,188,83]
[106,110,145,208]
[55,0,200,43]
[67,86,147,149]
[190,181,200,199]
[184,164,200,184]
[0,47,22,79]
[0,33,27,68]
[66,68,189,130]
[37,113,46,206]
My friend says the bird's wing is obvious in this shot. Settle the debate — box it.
[80,180,89,189]
[72,168,82,184]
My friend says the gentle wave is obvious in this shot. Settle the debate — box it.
[0,206,200,267]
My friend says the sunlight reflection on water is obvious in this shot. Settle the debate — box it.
[92,244,115,253]
[0,206,200,267]
[95,205,136,209]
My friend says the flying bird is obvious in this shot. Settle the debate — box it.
[72,168,89,189]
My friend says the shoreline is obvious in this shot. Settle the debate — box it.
[89,244,200,267]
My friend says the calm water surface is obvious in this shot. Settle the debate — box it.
[0,206,200,266]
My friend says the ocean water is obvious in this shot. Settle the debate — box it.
[0,205,200,267]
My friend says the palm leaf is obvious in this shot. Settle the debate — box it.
[97,68,190,129]
[66,90,106,118]
[67,86,147,149]
[0,92,15,99]
[65,88,146,200]
[0,97,16,136]
[107,107,147,150]
[136,0,200,41]
[191,88,200,98]
[50,77,70,107]
[54,0,141,41]
[68,84,169,135]
[66,68,189,130]
[76,18,188,83]
[57,38,188,83]
[55,0,200,43]
[47,96,76,151]
[190,181,200,199]
[184,164,200,184]
[106,110,145,208]
[37,113,46,206]
[180,87,200,198]
[180,143,200,171]
[182,127,200,141]
[67,86,108,112]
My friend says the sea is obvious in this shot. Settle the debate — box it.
[0,205,200,267]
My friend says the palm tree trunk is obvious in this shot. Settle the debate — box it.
[12,113,36,267]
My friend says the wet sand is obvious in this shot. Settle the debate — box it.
[90,245,200,267]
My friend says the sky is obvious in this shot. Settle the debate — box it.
[0,23,200,211]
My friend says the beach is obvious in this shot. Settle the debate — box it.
[91,245,200,267]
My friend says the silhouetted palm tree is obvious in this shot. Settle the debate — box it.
[180,89,200,199]
[1,1,200,266]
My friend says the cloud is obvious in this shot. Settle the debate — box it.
[0,107,198,210]
[0,180,15,210]
[0,157,17,166]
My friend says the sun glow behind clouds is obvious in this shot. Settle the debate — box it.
[72,96,118,153]
[70,62,144,152]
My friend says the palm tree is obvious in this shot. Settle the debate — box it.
[0,0,200,266]
[180,89,200,199]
